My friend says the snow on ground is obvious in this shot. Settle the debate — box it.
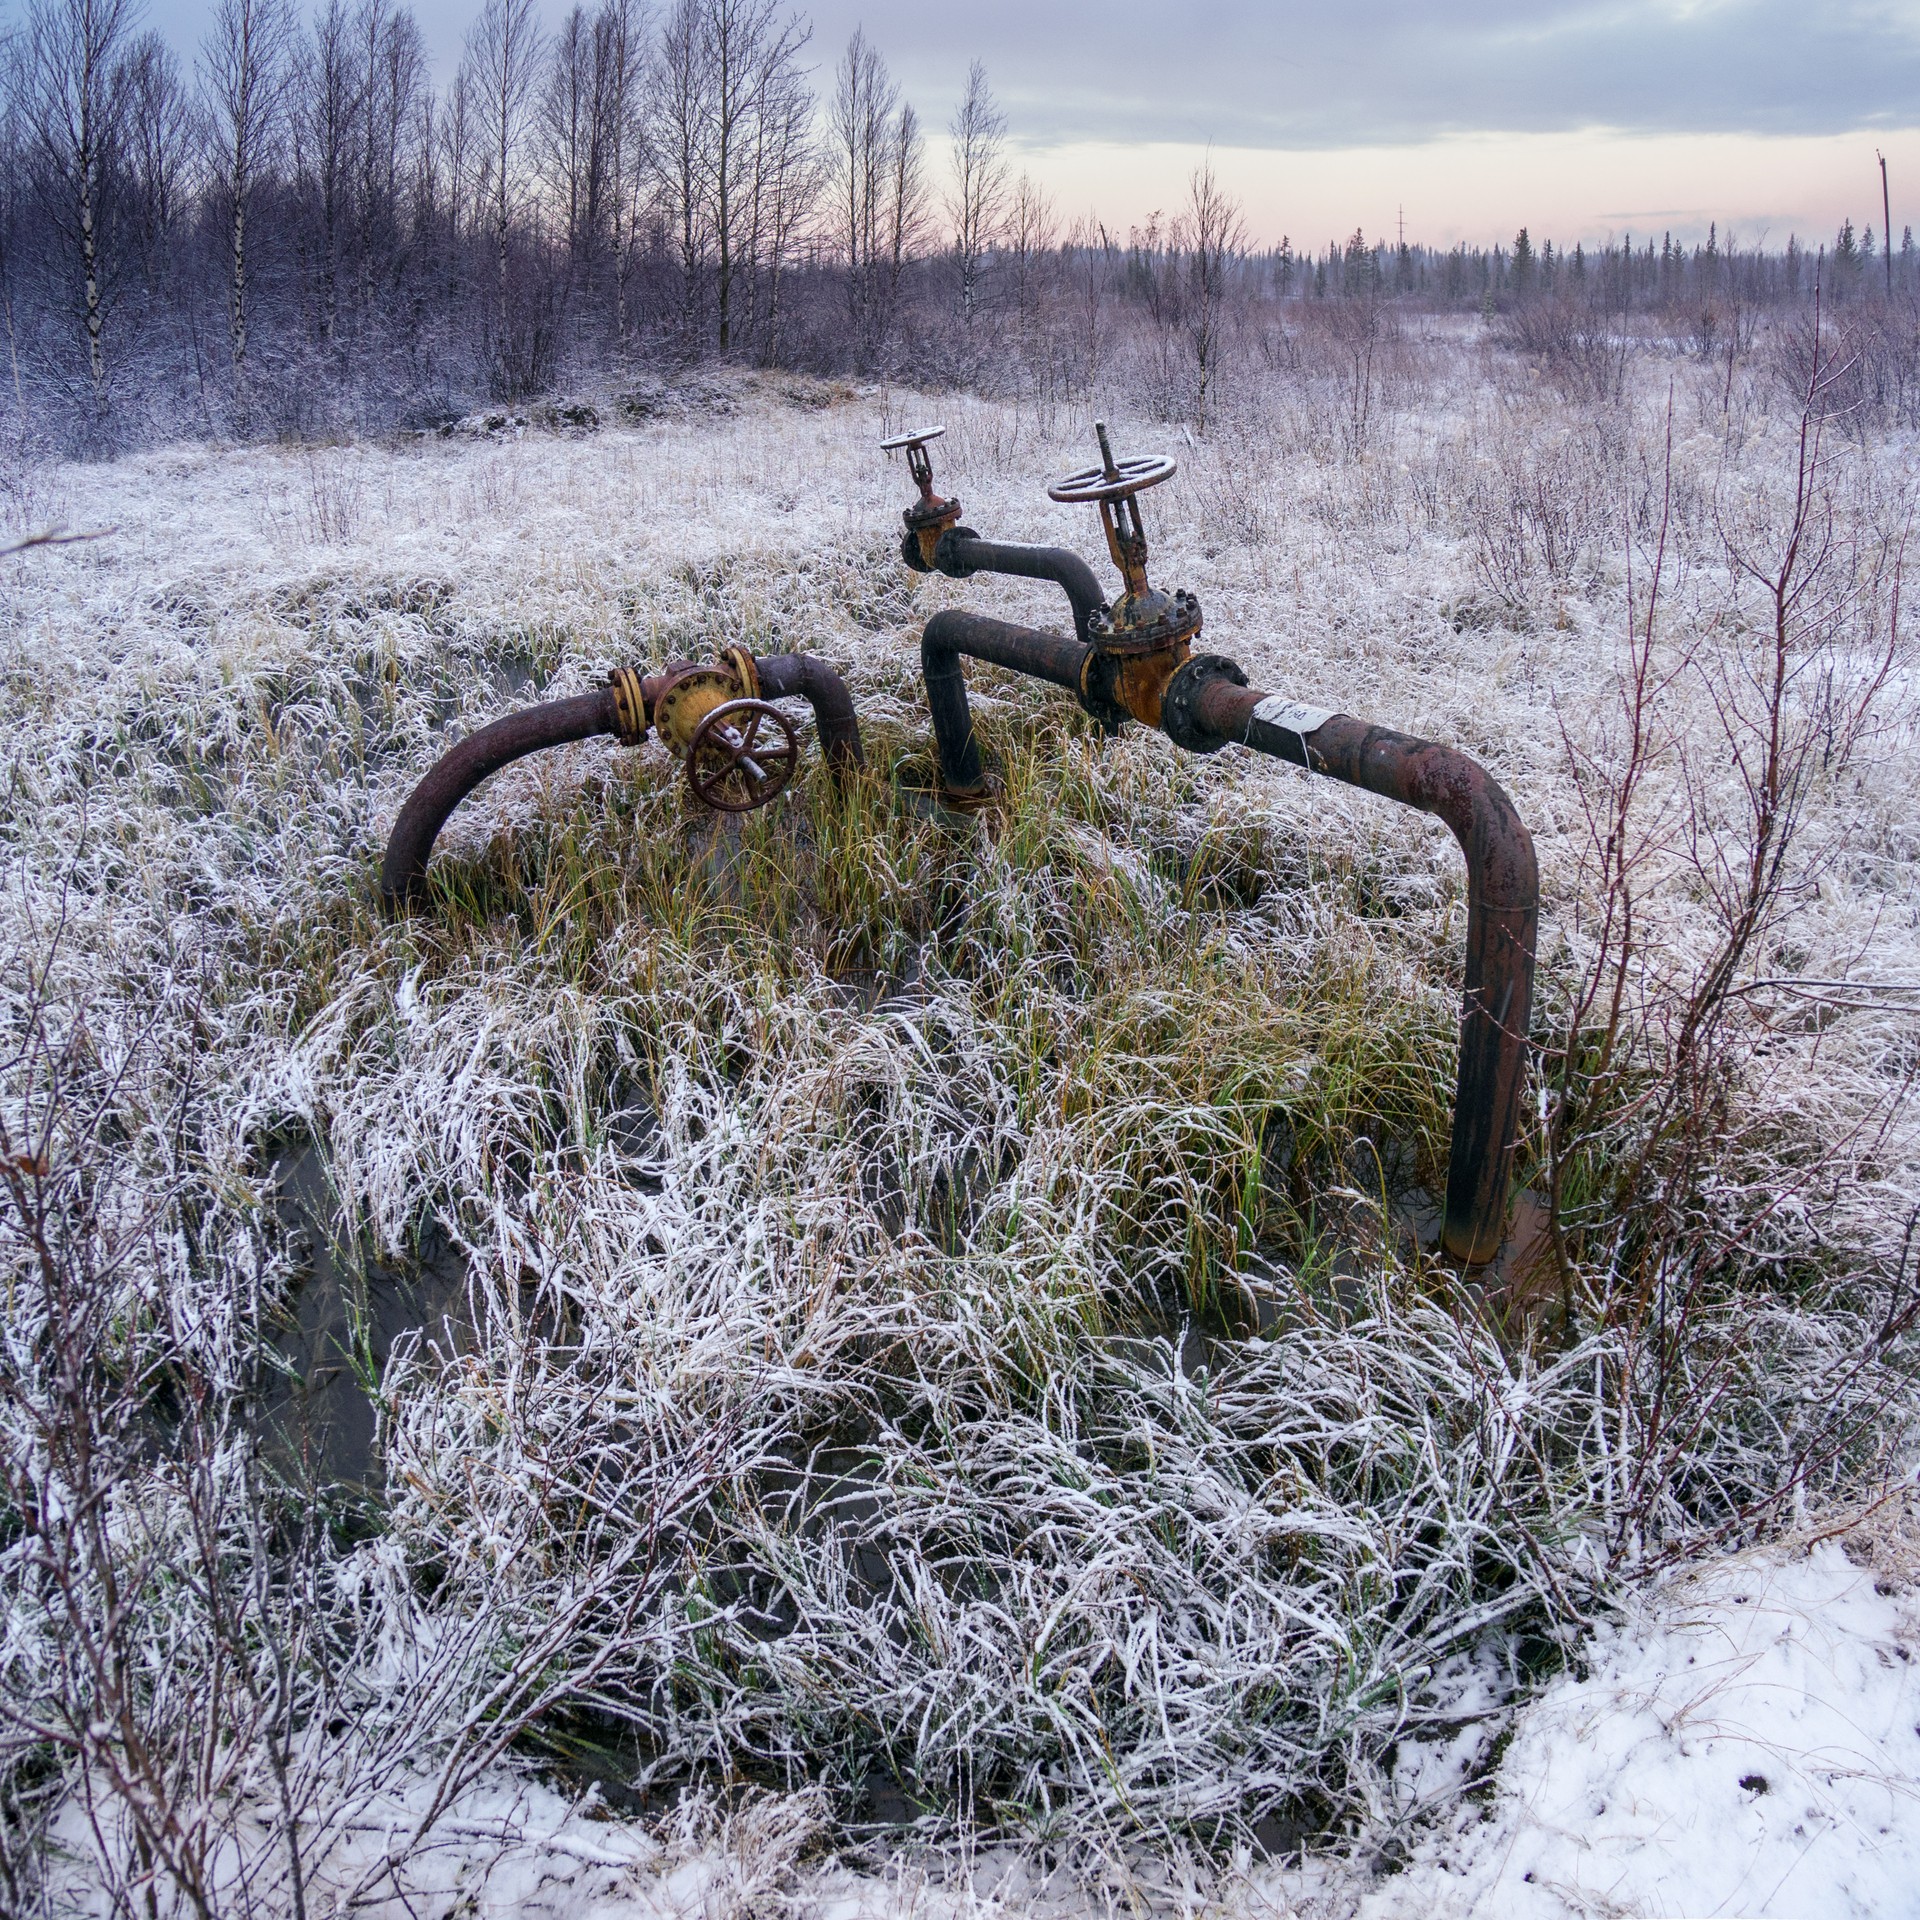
[1359,1504,1920,1920]
[186,1504,1914,1920]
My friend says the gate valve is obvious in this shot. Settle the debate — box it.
[608,645,797,813]
[1047,421,1201,729]
[882,426,962,568]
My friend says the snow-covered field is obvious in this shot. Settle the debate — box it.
[3,339,1918,1915]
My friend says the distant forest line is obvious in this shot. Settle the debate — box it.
[3,0,1914,449]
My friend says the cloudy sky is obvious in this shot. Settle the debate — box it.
[136,0,1920,249]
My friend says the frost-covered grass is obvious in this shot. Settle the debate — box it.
[2,339,1918,1914]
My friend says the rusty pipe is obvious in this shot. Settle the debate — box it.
[908,614,1536,1262]
[1187,675,1537,1267]
[753,650,864,771]
[380,655,865,910]
[912,528,1109,647]
[379,688,617,909]
[920,609,1093,800]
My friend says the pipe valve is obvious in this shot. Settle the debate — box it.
[612,645,797,813]
[882,426,962,567]
[1048,422,1201,729]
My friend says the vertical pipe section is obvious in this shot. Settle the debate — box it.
[920,609,1093,799]
[1192,679,1537,1264]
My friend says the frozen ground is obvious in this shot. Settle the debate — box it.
[96,1505,1910,1917]
[4,349,1918,1913]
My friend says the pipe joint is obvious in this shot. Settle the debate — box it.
[1161,653,1249,754]
[381,651,864,911]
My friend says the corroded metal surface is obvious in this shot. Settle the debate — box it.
[898,422,1538,1264]
[380,654,864,910]
[378,688,618,907]
[1192,677,1538,1267]
[883,425,963,565]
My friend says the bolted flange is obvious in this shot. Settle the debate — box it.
[1161,653,1250,754]
[650,648,760,760]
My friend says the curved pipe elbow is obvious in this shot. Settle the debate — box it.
[920,610,1093,800]
[933,530,1108,646]
[380,654,865,912]
[379,688,618,909]
[1193,678,1538,1265]
[753,651,865,771]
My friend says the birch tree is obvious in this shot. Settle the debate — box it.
[202,0,293,402]
[947,58,1005,329]
[23,0,138,410]
[463,0,543,331]
[827,30,923,360]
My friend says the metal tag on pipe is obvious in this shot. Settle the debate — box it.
[1249,696,1335,736]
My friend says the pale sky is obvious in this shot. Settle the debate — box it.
[121,0,1920,251]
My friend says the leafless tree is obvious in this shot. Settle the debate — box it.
[701,0,809,355]
[598,0,650,346]
[947,58,1005,329]
[648,0,710,349]
[647,0,811,357]
[462,0,543,332]
[540,5,599,267]
[353,0,426,307]
[827,29,924,363]
[1181,156,1243,430]
[201,0,294,409]
[294,0,359,343]
[537,0,645,313]
[737,41,816,362]
[1006,167,1055,344]
[22,0,138,411]
[120,30,193,297]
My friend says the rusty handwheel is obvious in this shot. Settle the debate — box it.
[1046,450,1178,505]
[685,697,799,812]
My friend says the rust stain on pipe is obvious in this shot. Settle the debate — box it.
[1189,676,1538,1267]
[380,655,864,911]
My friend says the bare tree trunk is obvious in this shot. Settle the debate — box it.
[25,0,138,413]
[464,0,542,358]
[1182,157,1243,432]
[202,0,292,422]
[947,59,1005,332]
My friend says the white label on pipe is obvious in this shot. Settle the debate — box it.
[1250,696,1335,737]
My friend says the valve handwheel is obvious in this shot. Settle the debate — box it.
[685,698,799,813]
[1047,452,1178,505]
[879,426,945,453]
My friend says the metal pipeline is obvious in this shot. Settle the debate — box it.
[914,617,1536,1265]
[1183,671,1537,1267]
[752,650,864,771]
[379,654,864,910]
[921,609,1094,799]
[908,528,1109,647]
